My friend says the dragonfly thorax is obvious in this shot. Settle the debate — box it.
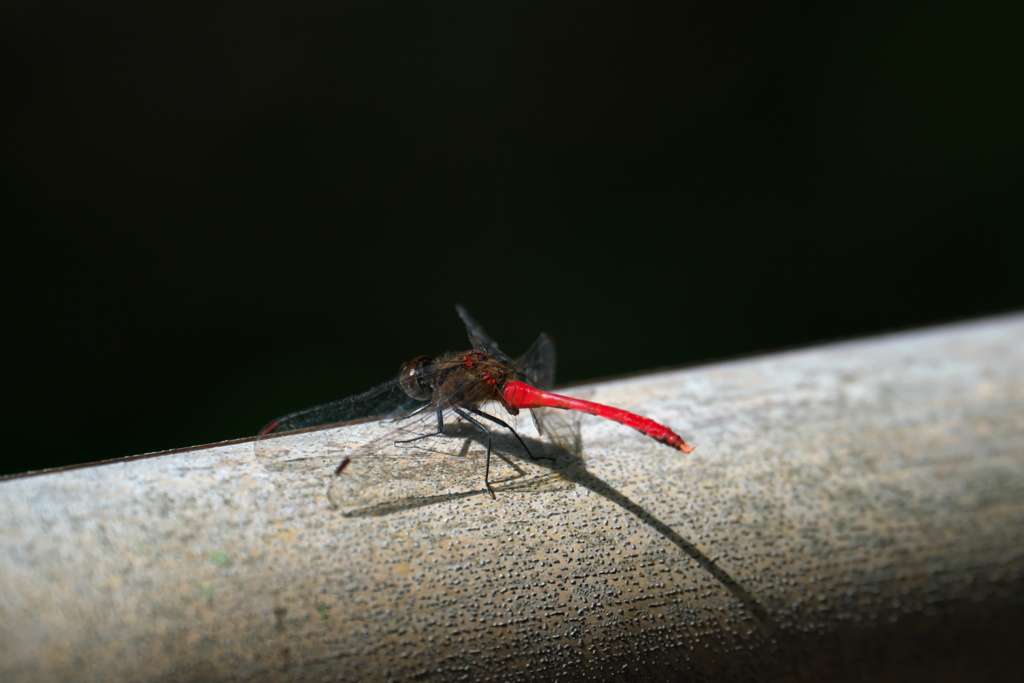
[399,350,517,410]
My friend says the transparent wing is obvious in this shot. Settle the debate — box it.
[511,330,581,455]
[257,402,572,514]
[329,408,560,513]
[258,378,422,434]
[516,332,556,389]
[456,305,556,389]
[456,304,512,361]
[255,378,425,471]
[531,408,583,457]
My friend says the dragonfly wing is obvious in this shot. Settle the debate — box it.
[254,420,350,475]
[255,379,425,471]
[531,408,583,458]
[256,404,443,479]
[327,411,481,511]
[516,332,556,389]
[258,401,573,512]
[328,406,565,513]
[513,333,583,457]
[455,304,509,358]
[258,379,421,434]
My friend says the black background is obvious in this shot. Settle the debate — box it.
[2,2,1021,476]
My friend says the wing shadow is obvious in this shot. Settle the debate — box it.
[329,418,774,633]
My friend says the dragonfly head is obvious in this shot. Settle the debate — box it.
[399,355,435,401]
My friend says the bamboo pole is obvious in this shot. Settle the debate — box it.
[2,314,1023,681]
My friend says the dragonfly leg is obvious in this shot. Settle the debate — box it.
[452,407,497,499]
[465,407,534,461]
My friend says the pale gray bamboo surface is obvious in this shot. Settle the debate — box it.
[2,314,1023,682]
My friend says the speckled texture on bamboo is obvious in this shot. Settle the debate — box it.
[2,314,1023,681]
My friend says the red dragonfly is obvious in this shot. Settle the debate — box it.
[256,306,693,506]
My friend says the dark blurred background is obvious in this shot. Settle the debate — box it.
[2,2,1021,476]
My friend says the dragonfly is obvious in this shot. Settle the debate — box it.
[255,306,694,508]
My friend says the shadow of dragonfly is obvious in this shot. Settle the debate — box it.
[257,408,773,632]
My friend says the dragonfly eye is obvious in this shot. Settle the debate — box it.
[399,355,434,401]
